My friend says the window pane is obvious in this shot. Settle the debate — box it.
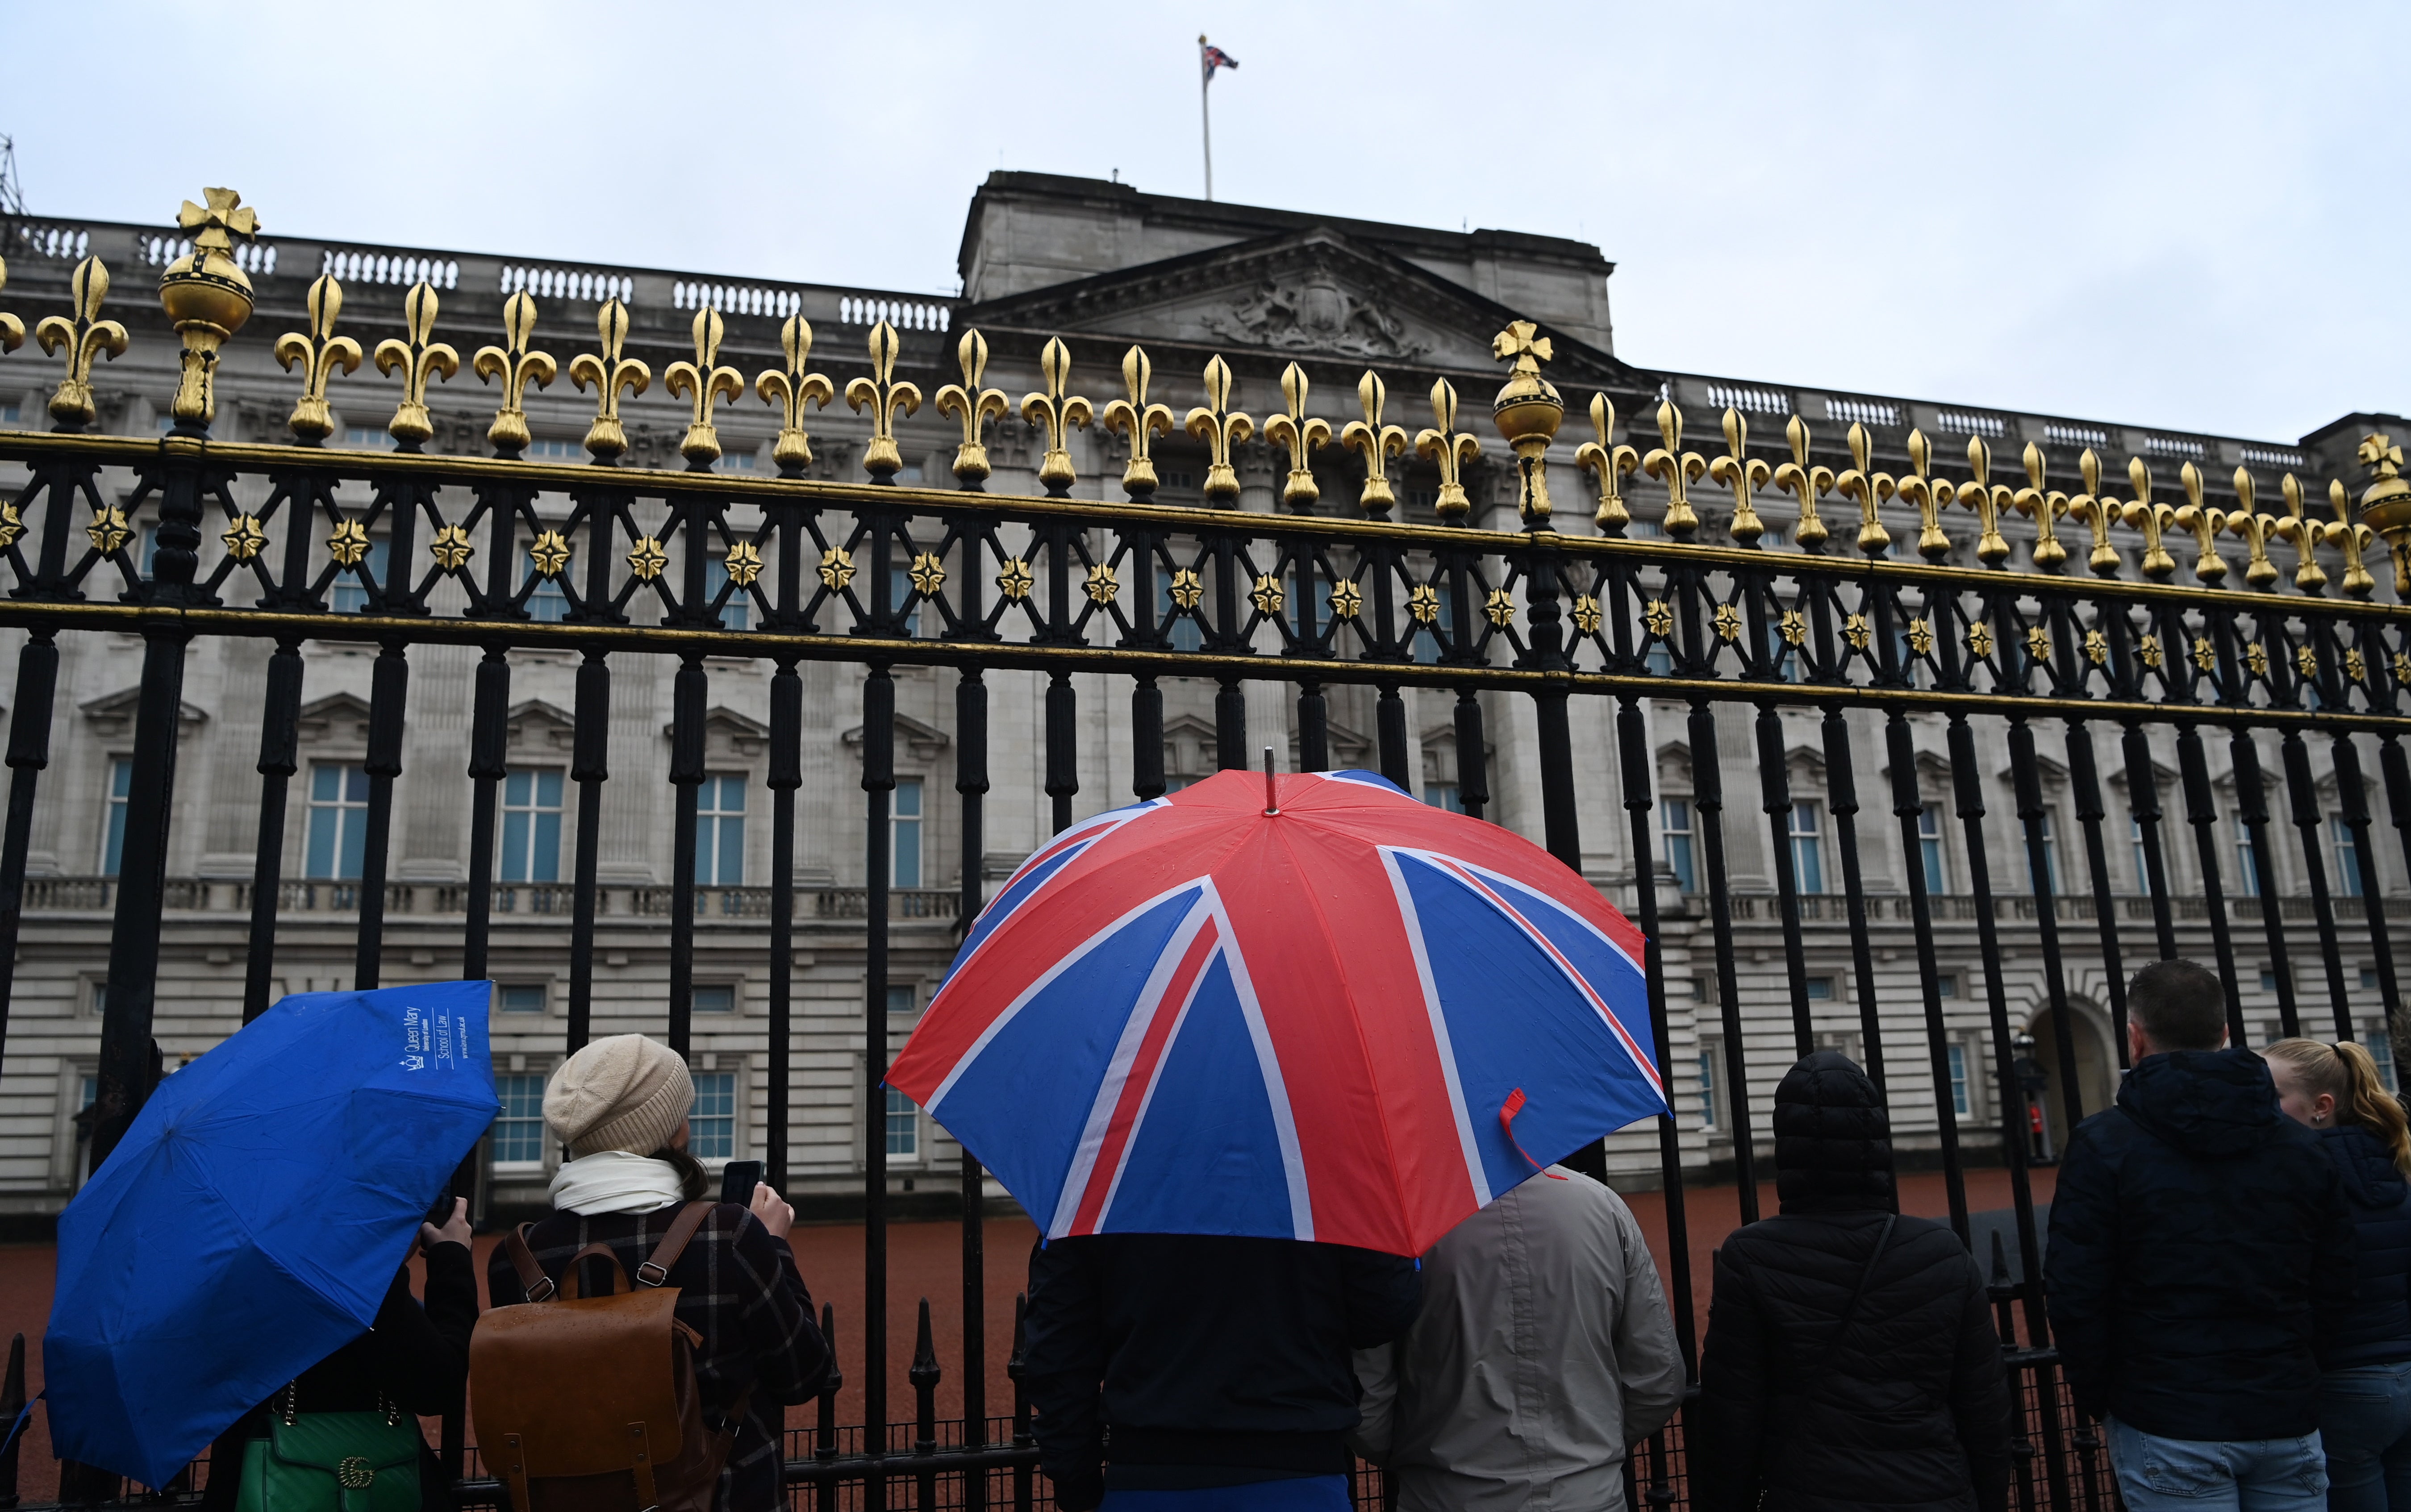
[895,779,922,818]
[494,1073,548,1162]
[2336,818,2364,898]
[715,816,744,885]
[531,811,560,883]
[499,985,546,1014]
[693,985,735,1014]
[1697,1052,1717,1130]
[887,985,916,1015]
[501,810,529,882]
[1948,1043,1970,1116]
[103,758,133,875]
[885,1085,919,1157]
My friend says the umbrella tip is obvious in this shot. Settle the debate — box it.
[1262,746,1278,815]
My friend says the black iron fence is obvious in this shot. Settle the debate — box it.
[1,208,2408,1512]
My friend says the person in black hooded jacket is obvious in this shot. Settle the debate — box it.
[2265,1036,2411,1512]
[2046,960,2355,1512]
[1696,1050,2010,1512]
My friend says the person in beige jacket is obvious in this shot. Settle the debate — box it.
[1349,1164,1685,1512]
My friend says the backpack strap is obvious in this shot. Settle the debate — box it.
[635,1201,713,1287]
[503,1223,556,1303]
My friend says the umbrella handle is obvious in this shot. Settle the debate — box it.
[1262,746,1278,814]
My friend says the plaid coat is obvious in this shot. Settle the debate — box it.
[486,1203,834,1512]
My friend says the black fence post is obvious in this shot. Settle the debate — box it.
[0,629,59,1067]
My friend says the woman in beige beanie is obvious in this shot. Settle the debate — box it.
[485,1034,834,1512]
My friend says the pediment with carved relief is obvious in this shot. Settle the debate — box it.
[963,226,1647,388]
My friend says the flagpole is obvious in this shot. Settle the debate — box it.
[1198,33,1214,201]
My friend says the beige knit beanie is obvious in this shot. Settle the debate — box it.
[545,1033,694,1158]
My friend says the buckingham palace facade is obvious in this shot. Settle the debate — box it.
[0,169,2403,1220]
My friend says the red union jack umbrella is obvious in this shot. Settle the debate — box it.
[884,767,1666,1257]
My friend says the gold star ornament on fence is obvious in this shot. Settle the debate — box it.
[429,524,475,574]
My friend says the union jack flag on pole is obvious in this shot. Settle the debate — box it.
[1197,35,1239,201]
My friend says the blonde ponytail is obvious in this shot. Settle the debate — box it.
[2337,1041,2411,1179]
[2265,1036,2411,1179]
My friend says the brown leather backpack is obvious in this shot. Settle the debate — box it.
[471,1203,747,1512]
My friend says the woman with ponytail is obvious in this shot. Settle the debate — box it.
[2265,1037,2411,1510]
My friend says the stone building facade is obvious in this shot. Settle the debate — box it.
[0,170,2402,1219]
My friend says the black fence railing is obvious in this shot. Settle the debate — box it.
[2,215,2407,1511]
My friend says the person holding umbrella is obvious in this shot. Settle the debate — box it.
[45,981,502,1498]
[887,765,1676,1511]
[200,1199,478,1512]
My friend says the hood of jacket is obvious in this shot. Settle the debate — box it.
[1773,1050,1894,1213]
[2324,1124,2410,1209]
[2116,1046,2282,1158]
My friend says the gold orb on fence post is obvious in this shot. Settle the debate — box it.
[2355,432,2411,595]
[158,187,259,429]
[1489,319,1562,527]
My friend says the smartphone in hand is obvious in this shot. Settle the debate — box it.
[718,1159,765,1208]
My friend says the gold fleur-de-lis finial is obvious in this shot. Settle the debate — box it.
[1772,415,1835,551]
[1099,344,1174,500]
[665,306,745,467]
[371,281,460,450]
[569,297,651,462]
[1016,336,1089,496]
[0,254,23,358]
[1413,376,1481,523]
[755,313,833,475]
[36,256,129,428]
[1835,421,1894,558]
[2328,477,2379,598]
[1265,362,1332,513]
[1643,400,1708,541]
[2223,469,2281,589]
[2272,473,2328,593]
[1957,437,2013,566]
[1708,408,1772,545]
[472,290,556,457]
[847,319,925,483]
[158,187,260,427]
[2065,449,2124,577]
[1897,429,1956,561]
[2170,461,2230,583]
[1574,394,1640,534]
[1185,354,1253,507]
[936,329,1011,488]
[2012,443,2070,572]
[2121,457,2178,580]
[1489,319,1564,526]
[1340,370,1410,519]
[272,275,363,444]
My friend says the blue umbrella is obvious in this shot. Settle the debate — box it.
[45,980,496,1486]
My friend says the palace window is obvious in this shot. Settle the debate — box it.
[500,768,563,883]
[1661,799,1697,892]
[2235,816,2260,897]
[498,984,546,1015]
[892,779,924,887]
[693,984,735,1015]
[692,1072,736,1159]
[1788,801,1826,894]
[2369,1030,2397,1094]
[1947,1042,1972,1117]
[2336,817,2364,898]
[1423,782,1465,814]
[305,763,371,880]
[1917,804,1948,893]
[2029,810,2063,896]
[493,1073,547,1164]
[885,1086,919,1158]
[525,437,581,460]
[101,758,133,875]
[694,775,747,885]
[2131,818,2153,892]
[1696,1049,1718,1131]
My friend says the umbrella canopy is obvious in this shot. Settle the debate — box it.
[46,980,495,1486]
[886,770,1665,1257]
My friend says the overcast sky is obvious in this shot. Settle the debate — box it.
[4,0,2403,442]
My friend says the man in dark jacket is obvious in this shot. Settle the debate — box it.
[1697,1051,2011,1512]
[2046,959,2356,1511]
[1023,1233,1421,1511]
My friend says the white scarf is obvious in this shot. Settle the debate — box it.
[548,1150,688,1216]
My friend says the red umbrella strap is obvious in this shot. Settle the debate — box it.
[1498,1089,1569,1180]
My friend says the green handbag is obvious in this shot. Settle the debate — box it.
[233,1402,423,1512]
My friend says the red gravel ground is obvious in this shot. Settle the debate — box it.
[0,1167,2059,1500]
